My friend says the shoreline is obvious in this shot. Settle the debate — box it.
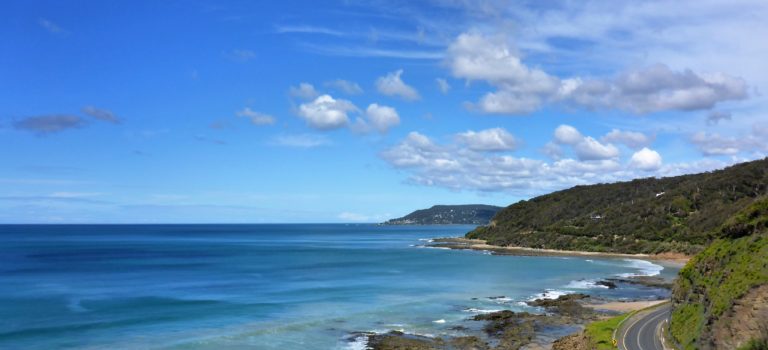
[429,237,691,265]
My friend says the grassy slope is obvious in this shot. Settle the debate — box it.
[585,312,634,350]
[670,198,768,349]
[467,158,768,254]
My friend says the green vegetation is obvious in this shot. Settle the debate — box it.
[467,158,768,254]
[383,204,502,225]
[739,339,768,350]
[584,312,634,350]
[670,197,768,349]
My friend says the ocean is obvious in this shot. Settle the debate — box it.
[0,224,676,349]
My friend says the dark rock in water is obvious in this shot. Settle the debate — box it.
[471,310,538,350]
[595,280,618,289]
[487,296,507,300]
[367,331,441,350]
[606,276,672,289]
[449,336,490,350]
[366,331,492,350]
[449,325,470,331]
[526,294,594,319]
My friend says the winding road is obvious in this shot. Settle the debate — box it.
[617,303,672,350]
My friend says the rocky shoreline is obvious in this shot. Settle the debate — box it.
[345,238,678,350]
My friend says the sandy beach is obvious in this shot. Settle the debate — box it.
[431,237,691,264]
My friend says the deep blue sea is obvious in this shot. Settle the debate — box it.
[0,224,677,349]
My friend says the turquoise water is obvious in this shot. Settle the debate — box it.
[0,224,674,349]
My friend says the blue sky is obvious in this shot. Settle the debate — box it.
[2,0,767,223]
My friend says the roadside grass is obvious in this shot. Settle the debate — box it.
[585,311,635,350]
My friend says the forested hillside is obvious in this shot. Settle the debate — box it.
[383,205,502,225]
[467,158,768,254]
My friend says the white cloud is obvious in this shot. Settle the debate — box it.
[688,131,768,156]
[573,136,620,161]
[446,33,560,114]
[444,32,749,115]
[375,69,420,101]
[236,107,275,125]
[379,128,737,195]
[553,125,583,145]
[324,79,364,95]
[552,125,618,160]
[297,94,357,130]
[271,133,331,148]
[436,78,451,94]
[602,129,653,149]
[629,147,663,171]
[562,64,748,113]
[363,103,400,133]
[289,83,320,100]
[456,128,519,152]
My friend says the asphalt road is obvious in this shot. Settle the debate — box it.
[618,303,671,350]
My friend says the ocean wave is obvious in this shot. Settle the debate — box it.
[565,279,609,289]
[528,289,570,301]
[432,319,446,324]
[617,259,664,277]
[462,307,503,313]
[346,334,369,350]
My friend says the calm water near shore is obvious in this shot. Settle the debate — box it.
[0,224,677,349]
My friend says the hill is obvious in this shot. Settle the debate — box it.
[467,158,768,255]
[670,197,768,349]
[383,205,503,225]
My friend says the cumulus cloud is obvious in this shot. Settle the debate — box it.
[359,103,400,133]
[562,64,748,113]
[436,78,451,94]
[297,94,357,130]
[553,125,618,160]
[553,125,583,145]
[236,107,276,125]
[456,128,519,152]
[270,133,331,148]
[629,147,663,171]
[380,130,628,193]
[602,129,653,149]
[13,115,86,135]
[324,79,363,95]
[375,69,420,101]
[379,128,733,195]
[688,125,768,157]
[445,33,749,115]
[82,106,121,124]
[289,82,320,100]
[447,33,559,114]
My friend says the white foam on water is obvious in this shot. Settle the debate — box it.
[346,335,369,350]
[528,289,570,301]
[617,259,664,277]
[565,279,609,289]
[462,308,503,314]
[432,319,446,324]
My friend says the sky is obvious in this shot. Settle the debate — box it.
[1,0,767,223]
